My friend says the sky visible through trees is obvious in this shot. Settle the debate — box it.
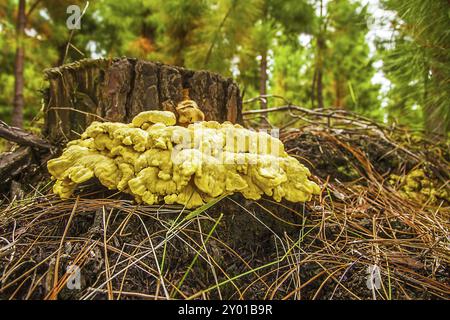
[0,0,449,137]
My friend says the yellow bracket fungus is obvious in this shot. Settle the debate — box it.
[389,169,449,204]
[48,107,320,208]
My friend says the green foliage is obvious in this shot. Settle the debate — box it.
[267,0,381,124]
[236,0,315,104]
[380,0,450,135]
[183,0,262,76]
[317,0,381,118]
[1,1,56,124]
[82,0,156,58]
[146,0,209,66]
[272,37,313,104]
[0,0,448,135]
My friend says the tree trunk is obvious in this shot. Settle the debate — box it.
[316,66,324,109]
[259,50,268,109]
[311,69,317,108]
[333,78,344,109]
[315,0,325,110]
[314,32,325,110]
[12,0,26,128]
[316,32,325,110]
[42,58,243,144]
[423,66,447,138]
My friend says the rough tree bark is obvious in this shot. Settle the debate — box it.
[1,58,242,193]
[42,58,243,144]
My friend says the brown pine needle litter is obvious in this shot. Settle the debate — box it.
[0,101,449,300]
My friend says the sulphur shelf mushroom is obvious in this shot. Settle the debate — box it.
[47,109,320,208]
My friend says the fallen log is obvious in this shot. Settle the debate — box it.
[0,121,53,193]
[0,146,33,190]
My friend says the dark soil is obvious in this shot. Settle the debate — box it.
[0,125,449,300]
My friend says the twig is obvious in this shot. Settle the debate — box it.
[0,120,52,150]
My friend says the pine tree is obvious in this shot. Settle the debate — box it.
[186,0,262,76]
[11,0,26,128]
[381,0,450,136]
[312,0,380,115]
[147,0,208,67]
[237,0,314,109]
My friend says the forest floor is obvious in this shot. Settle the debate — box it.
[0,107,449,300]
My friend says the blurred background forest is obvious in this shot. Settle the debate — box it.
[0,0,449,138]
[0,1,449,301]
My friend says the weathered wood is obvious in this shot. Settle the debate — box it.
[43,58,243,143]
[10,180,25,200]
[0,147,33,188]
[0,120,53,194]
[0,120,52,150]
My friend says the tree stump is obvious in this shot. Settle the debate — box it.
[42,58,243,144]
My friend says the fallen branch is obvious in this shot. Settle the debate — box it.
[0,146,33,184]
[242,99,424,164]
[0,120,52,150]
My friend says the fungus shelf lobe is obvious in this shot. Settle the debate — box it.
[47,110,320,208]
